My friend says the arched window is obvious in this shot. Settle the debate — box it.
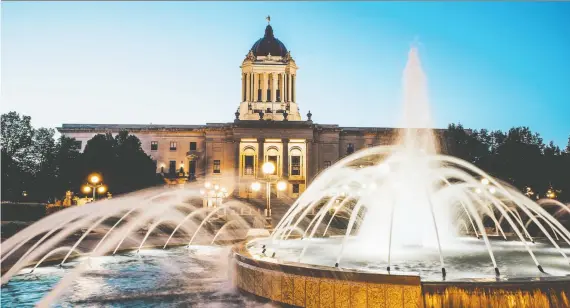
[290,147,302,176]
[243,147,256,176]
[266,147,279,175]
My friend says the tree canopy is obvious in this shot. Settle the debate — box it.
[1,112,160,202]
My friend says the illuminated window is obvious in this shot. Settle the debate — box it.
[170,142,177,151]
[244,156,254,175]
[151,141,158,151]
[324,161,331,168]
[291,156,301,175]
[213,160,221,174]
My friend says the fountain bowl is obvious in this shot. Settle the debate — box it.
[231,240,570,308]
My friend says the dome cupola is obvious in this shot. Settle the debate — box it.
[250,24,288,57]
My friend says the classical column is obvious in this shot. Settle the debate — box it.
[261,73,268,103]
[253,73,259,102]
[278,73,284,102]
[245,73,250,102]
[292,75,296,103]
[242,73,246,102]
[271,73,277,103]
[287,73,292,102]
[282,139,289,178]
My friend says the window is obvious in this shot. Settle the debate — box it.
[151,141,158,151]
[213,160,221,173]
[189,142,197,151]
[244,156,254,175]
[324,161,331,168]
[170,142,177,151]
[292,184,300,194]
[291,156,301,176]
[346,143,355,155]
[73,140,82,150]
[366,143,373,148]
[169,160,176,175]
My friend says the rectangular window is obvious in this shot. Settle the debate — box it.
[169,160,176,175]
[170,142,177,151]
[189,142,197,151]
[292,184,300,194]
[291,156,301,176]
[213,160,221,174]
[151,141,158,151]
[324,161,331,168]
[244,156,254,175]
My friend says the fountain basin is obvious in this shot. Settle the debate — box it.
[231,240,570,308]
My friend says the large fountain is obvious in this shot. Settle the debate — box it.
[2,46,570,307]
[233,46,570,307]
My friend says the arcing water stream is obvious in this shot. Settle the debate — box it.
[2,46,569,307]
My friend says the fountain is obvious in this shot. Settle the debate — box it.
[232,46,570,307]
[1,46,569,307]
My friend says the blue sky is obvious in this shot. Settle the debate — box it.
[2,2,569,147]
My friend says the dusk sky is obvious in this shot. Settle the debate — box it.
[2,2,569,146]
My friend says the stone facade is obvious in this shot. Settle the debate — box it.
[56,21,445,199]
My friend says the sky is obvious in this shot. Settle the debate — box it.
[2,2,569,147]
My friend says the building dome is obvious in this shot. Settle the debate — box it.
[250,25,288,57]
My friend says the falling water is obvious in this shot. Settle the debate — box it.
[269,46,570,279]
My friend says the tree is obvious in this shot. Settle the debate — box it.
[28,128,58,201]
[444,123,488,164]
[79,131,158,196]
[495,127,545,191]
[112,130,158,194]
[1,112,33,159]
[53,136,82,198]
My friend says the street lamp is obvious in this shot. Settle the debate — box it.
[201,182,228,208]
[251,162,287,218]
[82,173,107,201]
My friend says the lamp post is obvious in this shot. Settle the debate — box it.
[82,174,107,201]
[200,182,228,209]
[251,161,287,218]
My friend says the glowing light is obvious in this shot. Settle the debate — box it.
[199,189,205,195]
[97,186,107,194]
[251,182,261,192]
[214,184,220,191]
[481,178,490,186]
[489,187,496,194]
[262,162,275,175]
[83,186,92,193]
[205,182,212,189]
[277,181,287,191]
[89,175,100,184]
[475,188,482,194]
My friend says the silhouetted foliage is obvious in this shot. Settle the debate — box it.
[1,112,160,202]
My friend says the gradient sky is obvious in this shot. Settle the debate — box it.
[2,2,569,146]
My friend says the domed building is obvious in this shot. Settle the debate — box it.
[58,18,448,212]
[238,23,301,121]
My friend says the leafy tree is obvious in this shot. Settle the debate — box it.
[27,128,58,201]
[79,131,158,196]
[54,136,82,198]
[0,112,33,160]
